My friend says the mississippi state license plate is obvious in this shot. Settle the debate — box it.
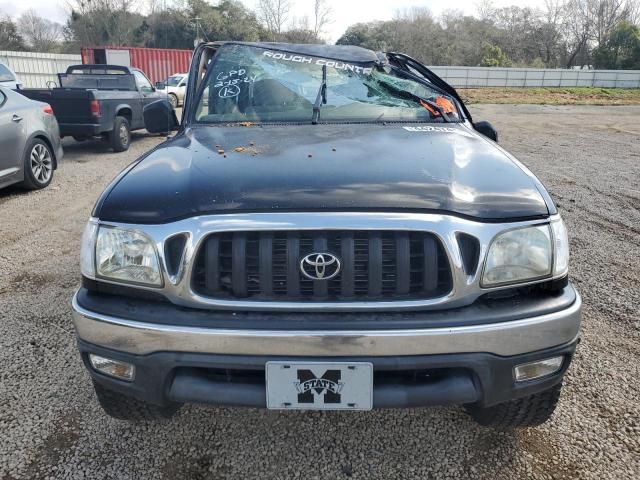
[266,362,373,411]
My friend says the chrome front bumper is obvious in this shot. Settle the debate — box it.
[71,290,581,357]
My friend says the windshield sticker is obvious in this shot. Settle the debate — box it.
[262,50,373,75]
[403,126,475,138]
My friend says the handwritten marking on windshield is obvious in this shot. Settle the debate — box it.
[214,68,257,98]
[217,69,246,81]
[219,85,241,98]
[263,50,373,75]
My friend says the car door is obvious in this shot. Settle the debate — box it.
[178,75,188,102]
[133,70,161,128]
[134,70,160,107]
[0,89,26,183]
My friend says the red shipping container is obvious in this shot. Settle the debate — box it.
[80,46,193,84]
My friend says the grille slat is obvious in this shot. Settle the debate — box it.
[232,233,247,297]
[259,233,273,296]
[423,236,438,293]
[193,230,452,302]
[286,233,300,297]
[395,232,410,295]
[340,234,355,297]
[204,236,220,292]
[368,233,382,296]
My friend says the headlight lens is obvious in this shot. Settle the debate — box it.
[551,218,569,276]
[95,226,162,286]
[482,225,552,287]
[80,221,98,279]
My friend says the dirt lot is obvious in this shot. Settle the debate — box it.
[1,105,639,479]
[460,87,640,105]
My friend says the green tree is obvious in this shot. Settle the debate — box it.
[0,16,27,51]
[183,0,263,44]
[66,0,144,47]
[480,43,512,66]
[144,9,194,49]
[593,20,640,69]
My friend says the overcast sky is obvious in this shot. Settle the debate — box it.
[1,0,549,43]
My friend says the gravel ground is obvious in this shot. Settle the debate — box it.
[1,106,639,480]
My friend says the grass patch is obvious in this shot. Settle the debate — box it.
[459,87,640,105]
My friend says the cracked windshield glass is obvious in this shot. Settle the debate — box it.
[195,44,459,124]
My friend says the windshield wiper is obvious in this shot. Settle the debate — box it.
[378,78,452,123]
[418,97,451,123]
[312,64,327,124]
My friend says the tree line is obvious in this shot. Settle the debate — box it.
[1,0,639,70]
[338,0,640,69]
[0,0,331,53]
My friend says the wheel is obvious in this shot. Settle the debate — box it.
[92,381,181,421]
[465,382,562,429]
[109,116,131,152]
[21,139,54,190]
[168,93,179,109]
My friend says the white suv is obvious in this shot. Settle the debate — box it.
[157,73,188,108]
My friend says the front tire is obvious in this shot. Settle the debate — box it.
[93,381,181,421]
[168,93,179,109]
[21,139,54,190]
[465,382,562,429]
[109,116,131,152]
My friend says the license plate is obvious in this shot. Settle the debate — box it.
[266,362,373,411]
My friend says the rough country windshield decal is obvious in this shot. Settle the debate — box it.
[262,50,374,75]
[194,44,459,124]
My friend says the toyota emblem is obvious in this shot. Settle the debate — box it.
[300,253,341,280]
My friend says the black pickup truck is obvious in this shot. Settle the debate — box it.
[20,65,164,152]
[73,42,581,428]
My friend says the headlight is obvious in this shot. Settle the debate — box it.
[95,226,162,286]
[551,218,569,276]
[482,225,552,287]
[80,221,98,279]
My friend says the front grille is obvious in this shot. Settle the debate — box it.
[192,231,452,301]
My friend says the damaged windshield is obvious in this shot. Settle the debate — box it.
[194,44,460,124]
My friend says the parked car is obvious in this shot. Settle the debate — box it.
[156,73,188,108]
[0,62,22,90]
[73,42,581,428]
[0,86,62,190]
[20,65,164,152]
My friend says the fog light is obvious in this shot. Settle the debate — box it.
[514,356,563,382]
[89,354,135,381]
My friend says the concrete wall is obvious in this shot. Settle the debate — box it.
[429,66,640,89]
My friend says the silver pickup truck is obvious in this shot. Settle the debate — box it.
[72,42,581,428]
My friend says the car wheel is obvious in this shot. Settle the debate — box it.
[169,93,178,109]
[21,139,54,190]
[92,381,181,421]
[465,382,562,429]
[109,116,131,152]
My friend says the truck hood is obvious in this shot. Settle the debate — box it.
[96,123,552,223]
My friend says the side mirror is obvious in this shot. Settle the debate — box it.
[155,81,165,89]
[473,121,498,142]
[144,99,179,133]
